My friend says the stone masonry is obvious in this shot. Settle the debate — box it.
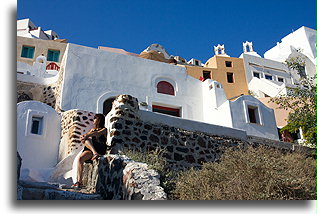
[81,155,166,200]
[59,110,95,159]
[107,95,248,170]
[17,79,59,109]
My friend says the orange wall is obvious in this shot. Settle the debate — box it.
[184,65,213,80]
[259,97,290,128]
[185,56,249,99]
[17,36,67,66]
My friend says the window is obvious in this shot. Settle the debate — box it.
[21,46,35,59]
[152,105,180,117]
[264,74,272,80]
[246,45,250,52]
[225,61,232,67]
[247,106,259,124]
[157,81,175,96]
[277,77,284,82]
[253,72,260,78]
[203,71,211,80]
[244,101,262,125]
[31,116,43,135]
[47,49,60,62]
[227,72,234,83]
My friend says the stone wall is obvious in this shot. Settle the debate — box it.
[81,155,166,200]
[17,79,59,108]
[122,158,166,200]
[107,95,248,170]
[48,110,95,184]
[247,136,315,157]
[59,110,95,160]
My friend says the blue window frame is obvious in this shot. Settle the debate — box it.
[21,46,35,59]
[47,49,60,62]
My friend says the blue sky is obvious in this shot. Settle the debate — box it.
[18,0,315,63]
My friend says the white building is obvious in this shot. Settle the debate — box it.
[17,18,60,40]
[264,26,316,80]
[17,101,61,181]
[61,43,204,121]
[240,41,298,98]
[16,20,289,184]
[202,80,279,140]
[59,43,279,140]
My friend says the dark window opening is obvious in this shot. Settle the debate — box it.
[265,74,272,80]
[227,72,234,83]
[203,71,211,80]
[225,61,232,67]
[248,107,258,124]
[103,97,116,116]
[253,72,260,78]
[152,105,180,117]
[31,116,43,135]
[246,45,250,52]
[157,81,175,96]
[277,77,284,82]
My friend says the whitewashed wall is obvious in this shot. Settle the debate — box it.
[241,53,297,97]
[202,80,279,140]
[202,80,233,127]
[248,78,288,98]
[60,43,204,122]
[264,27,316,65]
[17,101,61,170]
[242,53,293,84]
[264,26,316,79]
[230,96,279,140]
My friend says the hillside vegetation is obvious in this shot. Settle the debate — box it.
[123,146,316,200]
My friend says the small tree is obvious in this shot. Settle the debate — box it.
[285,55,306,78]
[270,56,316,146]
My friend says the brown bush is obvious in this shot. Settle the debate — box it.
[173,146,316,200]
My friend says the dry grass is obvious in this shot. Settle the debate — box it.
[173,146,316,200]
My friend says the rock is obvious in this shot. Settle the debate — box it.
[81,155,166,200]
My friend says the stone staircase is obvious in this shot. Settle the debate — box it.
[17,153,166,200]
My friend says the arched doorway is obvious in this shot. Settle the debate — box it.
[103,97,116,116]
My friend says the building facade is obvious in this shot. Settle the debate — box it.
[264,26,316,81]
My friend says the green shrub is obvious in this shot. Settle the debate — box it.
[173,146,315,200]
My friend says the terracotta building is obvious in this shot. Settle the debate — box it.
[186,45,249,100]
